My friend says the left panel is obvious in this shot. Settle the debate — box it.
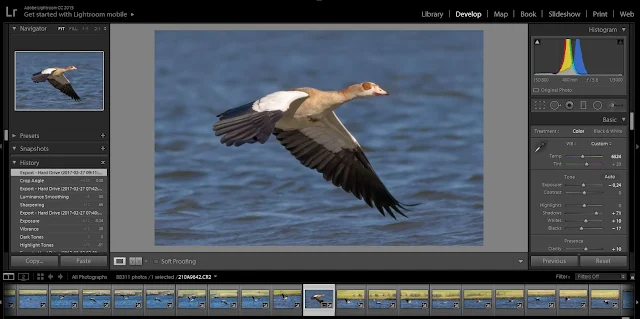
[5,24,110,271]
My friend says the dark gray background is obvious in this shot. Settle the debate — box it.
[108,24,528,269]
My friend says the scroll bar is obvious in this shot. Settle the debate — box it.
[630,112,634,130]
[4,130,7,141]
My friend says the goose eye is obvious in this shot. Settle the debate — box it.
[361,82,372,90]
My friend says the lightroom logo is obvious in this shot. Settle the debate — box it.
[6,7,17,17]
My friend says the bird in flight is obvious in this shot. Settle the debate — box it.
[311,294,325,303]
[213,82,417,219]
[31,66,81,101]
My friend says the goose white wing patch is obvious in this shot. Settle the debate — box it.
[252,91,309,112]
[32,68,57,83]
[41,68,56,75]
[214,90,308,146]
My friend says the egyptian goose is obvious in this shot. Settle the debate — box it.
[31,66,81,101]
[311,294,324,303]
[213,82,416,219]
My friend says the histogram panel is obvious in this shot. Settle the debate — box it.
[534,38,624,76]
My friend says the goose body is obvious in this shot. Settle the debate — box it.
[311,294,324,303]
[31,66,81,101]
[213,82,416,219]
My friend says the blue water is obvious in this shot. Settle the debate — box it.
[146,295,175,309]
[336,299,364,309]
[432,299,460,309]
[154,30,484,246]
[178,297,206,309]
[82,295,110,308]
[528,296,554,309]
[559,297,587,309]
[15,51,104,110]
[305,290,334,308]
[495,298,523,309]
[591,298,619,309]
[400,299,428,309]
[464,299,491,309]
[241,296,269,309]
[51,295,79,309]
[19,295,47,308]
[5,296,16,308]
[273,295,302,309]
[114,295,143,309]
[623,291,633,309]
[210,297,237,309]
[368,299,395,309]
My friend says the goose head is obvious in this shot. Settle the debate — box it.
[65,65,78,71]
[355,82,388,97]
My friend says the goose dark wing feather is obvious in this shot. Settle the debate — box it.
[273,125,410,219]
[47,77,81,101]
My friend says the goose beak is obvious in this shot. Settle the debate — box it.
[374,88,389,96]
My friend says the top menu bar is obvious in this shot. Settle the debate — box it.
[2,4,636,23]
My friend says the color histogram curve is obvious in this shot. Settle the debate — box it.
[556,39,588,75]
[533,37,624,76]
